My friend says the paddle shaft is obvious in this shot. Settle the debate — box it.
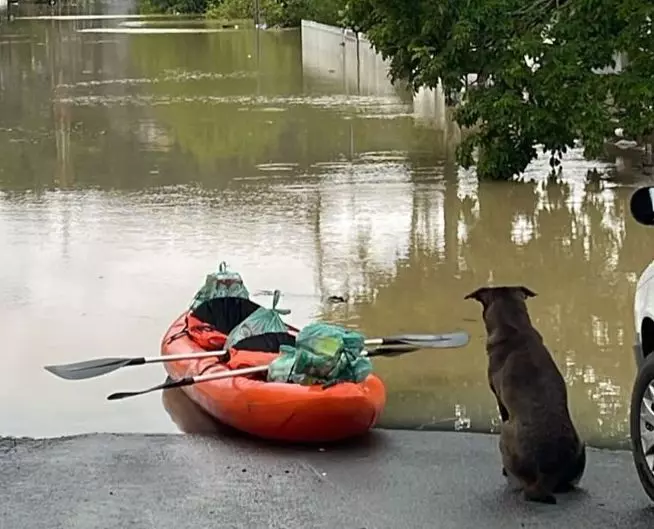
[169,347,413,385]
[150,336,450,364]
[156,335,467,362]
[285,325,468,349]
[365,333,468,347]
[157,343,414,372]
[246,298,469,348]
[138,350,227,365]
[173,365,269,387]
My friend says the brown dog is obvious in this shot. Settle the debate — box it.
[465,285,586,504]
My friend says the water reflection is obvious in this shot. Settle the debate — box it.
[0,11,651,449]
[162,385,232,436]
[324,163,649,449]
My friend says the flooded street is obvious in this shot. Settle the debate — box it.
[1,4,652,449]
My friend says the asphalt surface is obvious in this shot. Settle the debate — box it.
[2,429,654,529]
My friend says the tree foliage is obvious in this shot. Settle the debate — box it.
[141,0,345,28]
[268,0,344,27]
[343,0,654,180]
[139,0,209,15]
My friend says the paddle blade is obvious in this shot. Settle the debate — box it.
[107,377,192,401]
[366,345,420,358]
[44,357,138,380]
[384,331,470,349]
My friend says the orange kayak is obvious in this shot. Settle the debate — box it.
[160,311,387,443]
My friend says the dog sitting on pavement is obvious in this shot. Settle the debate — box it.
[464,285,586,505]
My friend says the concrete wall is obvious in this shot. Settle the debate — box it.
[300,19,453,132]
[300,20,399,97]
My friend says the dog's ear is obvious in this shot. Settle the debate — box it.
[464,287,489,302]
[519,286,537,299]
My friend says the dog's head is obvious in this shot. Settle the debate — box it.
[464,285,537,310]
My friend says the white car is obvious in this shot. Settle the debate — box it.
[630,186,654,501]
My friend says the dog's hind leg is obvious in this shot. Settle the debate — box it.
[494,390,510,477]
[500,427,556,504]
[508,460,557,504]
[499,427,524,487]
[553,442,587,493]
[501,466,523,490]
[523,484,557,505]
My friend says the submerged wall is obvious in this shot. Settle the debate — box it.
[300,19,455,133]
[300,20,396,97]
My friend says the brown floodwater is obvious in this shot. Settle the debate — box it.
[1,2,653,449]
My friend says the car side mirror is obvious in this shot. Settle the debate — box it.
[630,187,654,226]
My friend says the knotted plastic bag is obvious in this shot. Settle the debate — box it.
[225,289,291,350]
[267,322,373,386]
[190,261,250,310]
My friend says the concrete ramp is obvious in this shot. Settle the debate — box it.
[1,429,653,529]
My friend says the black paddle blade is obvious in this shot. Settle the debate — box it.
[107,377,192,401]
[367,345,419,358]
[384,331,470,349]
[44,357,143,380]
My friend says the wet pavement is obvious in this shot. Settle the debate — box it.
[2,429,654,529]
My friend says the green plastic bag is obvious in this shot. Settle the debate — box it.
[225,289,291,350]
[190,261,250,310]
[267,322,373,386]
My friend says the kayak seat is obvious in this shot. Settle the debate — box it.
[190,297,296,354]
[191,297,261,335]
[232,332,296,353]
[196,331,297,376]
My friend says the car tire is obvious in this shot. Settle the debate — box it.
[630,351,654,502]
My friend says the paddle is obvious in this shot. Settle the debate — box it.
[366,331,470,349]
[106,344,422,401]
[269,300,470,350]
[43,331,469,381]
[43,350,228,381]
[285,323,469,350]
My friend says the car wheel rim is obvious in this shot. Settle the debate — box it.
[640,381,654,472]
